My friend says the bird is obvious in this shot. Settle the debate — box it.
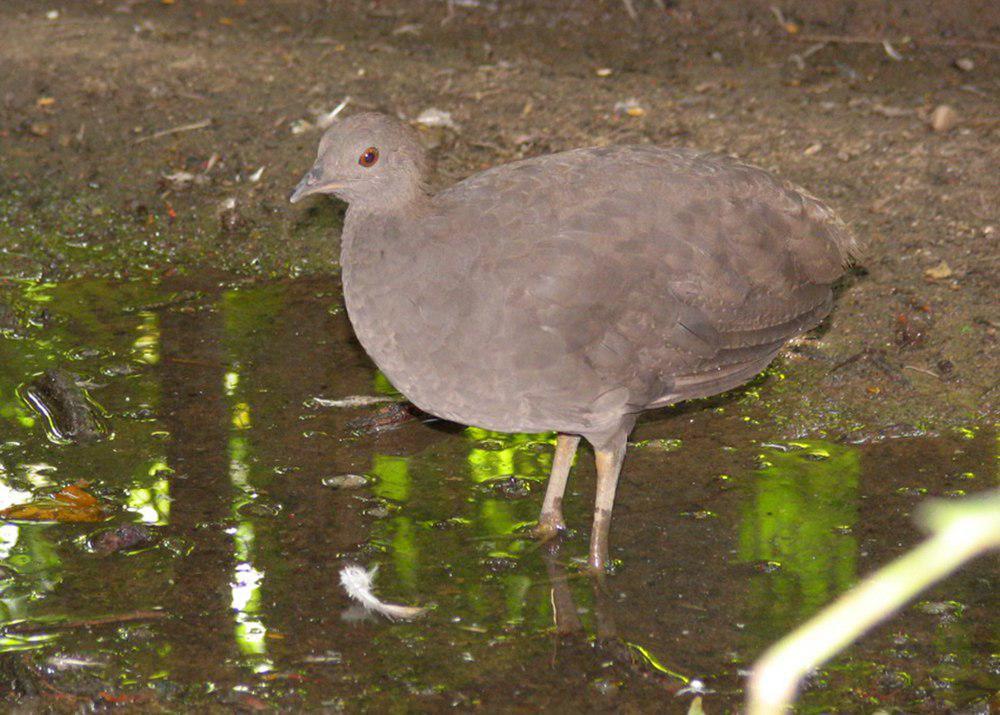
[290,112,856,573]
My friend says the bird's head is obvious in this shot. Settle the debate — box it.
[290,112,427,208]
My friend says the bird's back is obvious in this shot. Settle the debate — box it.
[347,145,855,434]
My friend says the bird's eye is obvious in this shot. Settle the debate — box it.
[359,147,379,167]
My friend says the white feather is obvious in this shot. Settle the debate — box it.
[339,564,427,621]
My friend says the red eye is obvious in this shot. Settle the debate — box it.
[359,147,379,167]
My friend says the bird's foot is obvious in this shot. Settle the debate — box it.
[531,515,565,543]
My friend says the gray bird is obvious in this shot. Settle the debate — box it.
[291,112,856,572]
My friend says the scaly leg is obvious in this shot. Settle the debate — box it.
[588,429,630,573]
[533,433,580,540]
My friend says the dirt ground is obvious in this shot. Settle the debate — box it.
[1,0,998,433]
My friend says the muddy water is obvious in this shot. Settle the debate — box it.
[0,277,995,712]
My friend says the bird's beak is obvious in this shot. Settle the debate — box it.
[289,165,342,203]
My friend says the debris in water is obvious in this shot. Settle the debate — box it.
[305,394,398,409]
[0,482,107,523]
[18,369,109,444]
[299,650,343,664]
[346,401,422,433]
[90,524,155,554]
[339,564,427,621]
[46,654,108,670]
[322,474,370,490]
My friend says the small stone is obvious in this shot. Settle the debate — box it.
[953,57,974,72]
[322,474,370,489]
[929,104,959,132]
[90,524,155,555]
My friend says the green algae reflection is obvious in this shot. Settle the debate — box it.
[738,440,860,645]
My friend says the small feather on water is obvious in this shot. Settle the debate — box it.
[305,395,398,409]
[339,564,427,621]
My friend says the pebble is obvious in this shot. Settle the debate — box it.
[322,474,370,489]
[929,104,959,132]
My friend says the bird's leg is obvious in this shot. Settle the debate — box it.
[533,433,581,541]
[588,430,630,573]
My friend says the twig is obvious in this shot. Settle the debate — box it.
[6,610,167,634]
[134,118,212,144]
[747,490,1000,714]
[793,34,1000,52]
[902,364,941,379]
[621,0,638,21]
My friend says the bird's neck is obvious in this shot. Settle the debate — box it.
[340,196,428,280]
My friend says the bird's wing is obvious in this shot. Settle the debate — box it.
[434,147,855,406]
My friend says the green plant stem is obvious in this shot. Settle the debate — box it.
[747,490,1000,715]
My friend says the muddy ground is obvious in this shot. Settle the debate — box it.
[1,0,998,435]
[0,1,997,712]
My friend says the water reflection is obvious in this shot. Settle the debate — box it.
[0,277,994,711]
[738,440,860,643]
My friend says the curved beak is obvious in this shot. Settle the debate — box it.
[289,165,342,203]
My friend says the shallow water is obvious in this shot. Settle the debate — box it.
[0,277,995,712]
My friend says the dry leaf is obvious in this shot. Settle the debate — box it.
[1,483,106,522]
[924,261,953,280]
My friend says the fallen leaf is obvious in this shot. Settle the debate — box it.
[1,483,106,522]
[55,483,99,508]
[924,261,953,280]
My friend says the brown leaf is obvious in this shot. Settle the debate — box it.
[54,483,99,507]
[1,483,106,522]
